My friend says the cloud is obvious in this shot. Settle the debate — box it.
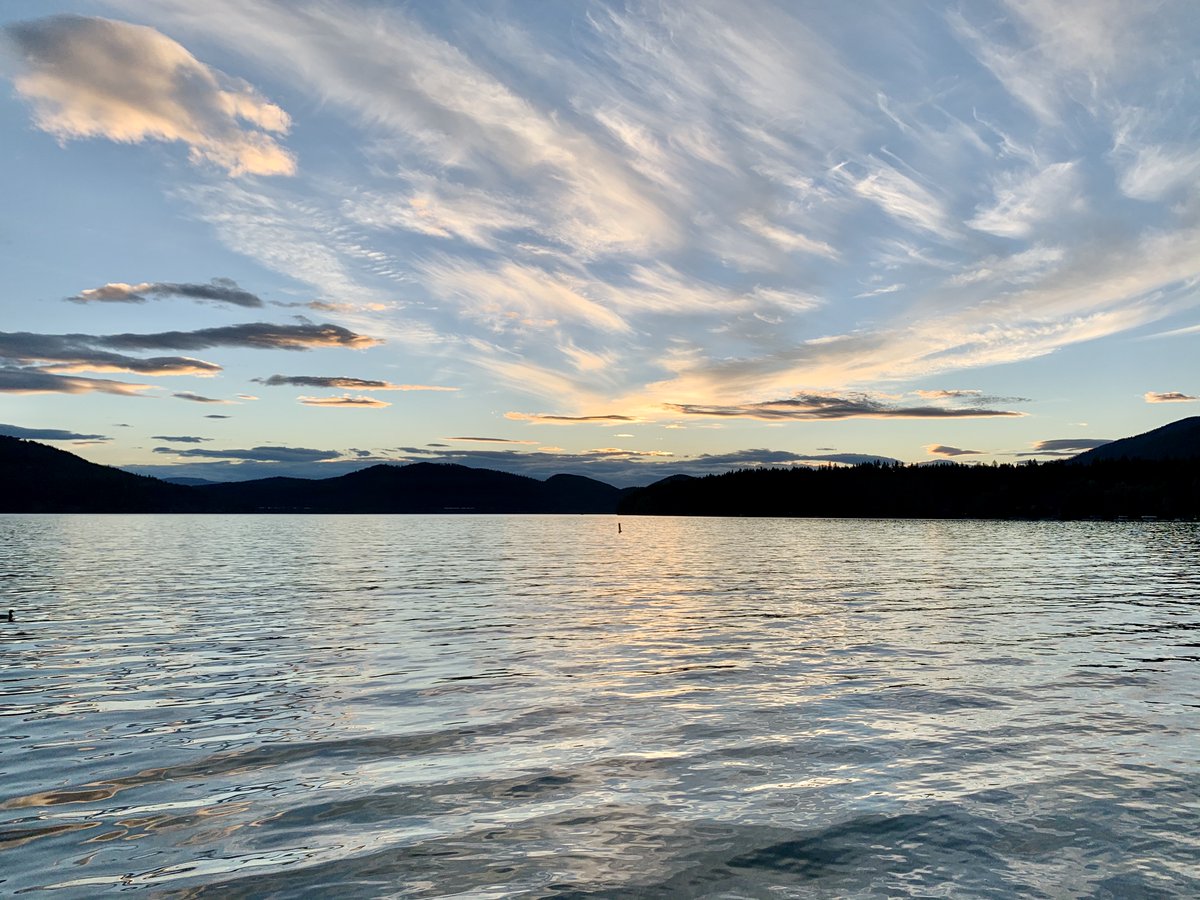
[173,392,233,404]
[448,436,539,444]
[61,0,1200,430]
[256,375,455,391]
[151,435,211,443]
[968,161,1083,238]
[0,366,150,395]
[204,414,231,419]
[926,444,984,457]
[1144,391,1198,403]
[0,332,222,376]
[949,245,1065,286]
[841,158,953,238]
[0,323,378,385]
[915,389,983,399]
[666,392,1024,421]
[1026,438,1113,454]
[0,423,109,440]
[99,322,381,352]
[298,395,391,408]
[505,412,636,425]
[153,445,341,462]
[67,278,263,307]
[855,283,904,299]
[2,15,294,176]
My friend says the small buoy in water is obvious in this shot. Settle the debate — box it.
[4,609,12,622]
[618,522,622,534]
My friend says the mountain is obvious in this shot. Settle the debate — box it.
[0,438,626,513]
[1073,416,1200,463]
[189,462,625,513]
[0,436,198,512]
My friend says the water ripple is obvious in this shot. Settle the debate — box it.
[1,515,1198,896]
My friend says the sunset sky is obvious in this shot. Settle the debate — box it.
[2,0,1198,485]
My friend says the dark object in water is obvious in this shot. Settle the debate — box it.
[4,609,12,622]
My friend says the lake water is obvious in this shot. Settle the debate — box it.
[1,515,1198,897]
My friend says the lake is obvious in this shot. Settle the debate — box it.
[1,515,1198,897]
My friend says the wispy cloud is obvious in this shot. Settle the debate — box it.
[0,366,150,395]
[505,412,636,425]
[448,436,538,444]
[968,162,1083,238]
[153,444,340,462]
[667,392,1024,421]
[68,278,263,307]
[173,391,233,404]
[256,375,455,391]
[298,395,390,408]
[2,15,294,176]
[151,434,211,443]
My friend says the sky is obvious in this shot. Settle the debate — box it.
[1,0,1198,486]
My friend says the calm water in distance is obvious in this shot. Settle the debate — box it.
[1,514,1198,897]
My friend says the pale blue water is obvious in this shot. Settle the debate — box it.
[1,515,1198,897]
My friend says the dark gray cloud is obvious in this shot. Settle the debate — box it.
[257,374,392,389]
[0,323,378,385]
[0,333,221,376]
[448,436,538,444]
[205,414,231,419]
[668,392,1024,420]
[254,374,452,391]
[0,366,149,395]
[173,392,232,404]
[1013,437,1112,457]
[152,445,342,462]
[99,322,380,351]
[926,444,984,456]
[0,423,109,440]
[151,435,211,443]
[68,278,263,307]
[1030,438,1112,452]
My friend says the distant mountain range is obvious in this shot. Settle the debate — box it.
[1,416,1197,516]
[0,435,628,513]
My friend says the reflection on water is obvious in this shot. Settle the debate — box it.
[1,515,1198,896]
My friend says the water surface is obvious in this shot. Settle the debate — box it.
[2,515,1198,897]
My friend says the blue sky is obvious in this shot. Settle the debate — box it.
[1,0,1197,485]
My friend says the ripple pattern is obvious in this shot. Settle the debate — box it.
[1,515,1198,897]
